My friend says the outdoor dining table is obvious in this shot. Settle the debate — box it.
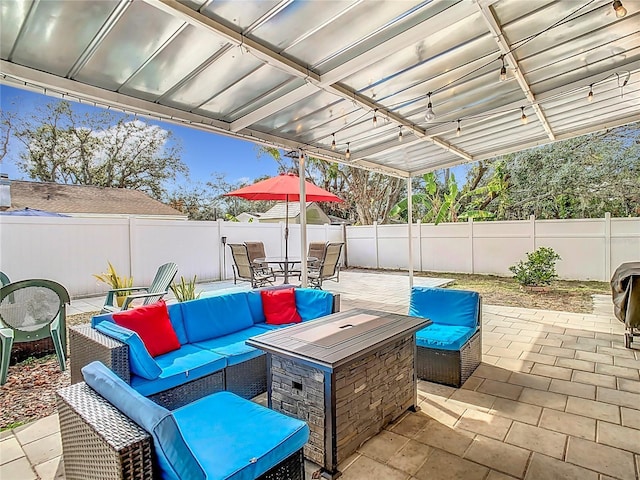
[253,256,317,284]
[246,308,430,478]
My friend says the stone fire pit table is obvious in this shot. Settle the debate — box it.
[247,309,430,478]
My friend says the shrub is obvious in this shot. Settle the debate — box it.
[509,247,561,287]
[170,275,200,302]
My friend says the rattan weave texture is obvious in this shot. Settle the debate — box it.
[70,324,130,384]
[416,330,482,388]
[225,354,267,399]
[56,383,154,480]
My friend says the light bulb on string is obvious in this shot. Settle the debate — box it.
[331,133,336,150]
[373,109,378,128]
[345,142,351,160]
[456,120,461,137]
[588,85,594,102]
[520,106,528,125]
[612,0,627,17]
[499,56,507,82]
[424,92,436,122]
[398,126,403,142]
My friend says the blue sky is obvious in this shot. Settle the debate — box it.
[0,85,280,186]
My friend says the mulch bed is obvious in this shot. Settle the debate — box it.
[0,311,96,430]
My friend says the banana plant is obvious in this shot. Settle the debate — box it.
[391,168,505,224]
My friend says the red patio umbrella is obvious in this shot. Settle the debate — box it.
[225,173,343,279]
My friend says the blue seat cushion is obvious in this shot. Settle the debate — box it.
[180,294,254,343]
[409,287,480,328]
[416,324,477,351]
[131,345,226,396]
[82,362,205,480]
[295,288,333,320]
[94,321,161,380]
[173,391,309,479]
[192,327,266,366]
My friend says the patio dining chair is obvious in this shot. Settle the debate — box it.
[308,242,327,268]
[100,262,178,314]
[228,243,276,288]
[308,242,344,289]
[0,279,70,385]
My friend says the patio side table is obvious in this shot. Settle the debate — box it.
[247,309,430,479]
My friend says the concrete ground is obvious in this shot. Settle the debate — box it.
[1,271,638,480]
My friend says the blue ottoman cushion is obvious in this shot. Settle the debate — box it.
[173,391,309,479]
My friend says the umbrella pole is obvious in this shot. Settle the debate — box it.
[285,196,289,283]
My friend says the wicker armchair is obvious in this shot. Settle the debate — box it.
[408,287,482,388]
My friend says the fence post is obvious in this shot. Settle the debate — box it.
[468,217,474,274]
[530,214,536,251]
[373,221,379,269]
[342,223,348,268]
[128,216,136,279]
[218,219,225,281]
[604,212,611,281]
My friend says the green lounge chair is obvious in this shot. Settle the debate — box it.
[100,262,178,314]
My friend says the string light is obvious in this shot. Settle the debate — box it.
[499,56,507,82]
[345,142,351,160]
[372,109,378,128]
[456,119,461,137]
[398,126,403,142]
[588,84,594,102]
[331,133,336,150]
[424,92,436,122]
[612,0,627,17]
[520,106,528,125]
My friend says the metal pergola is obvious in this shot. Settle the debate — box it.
[1,0,638,283]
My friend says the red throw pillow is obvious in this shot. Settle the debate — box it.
[113,300,180,357]
[261,288,302,325]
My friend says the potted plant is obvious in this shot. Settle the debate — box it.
[170,275,201,302]
[93,261,134,307]
[509,247,561,292]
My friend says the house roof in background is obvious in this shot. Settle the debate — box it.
[259,202,313,220]
[7,180,185,217]
[0,0,638,178]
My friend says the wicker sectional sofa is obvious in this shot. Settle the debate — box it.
[408,286,482,388]
[69,287,340,409]
[58,361,308,480]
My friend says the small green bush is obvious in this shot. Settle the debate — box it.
[509,247,561,287]
[170,275,201,302]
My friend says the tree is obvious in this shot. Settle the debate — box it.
[0,108,17,164]
[258,146,404,225]
[390,163,508,224]
[13,100,187,199]
[495,123,640,219]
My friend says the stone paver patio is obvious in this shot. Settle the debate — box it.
[1,270,638,480]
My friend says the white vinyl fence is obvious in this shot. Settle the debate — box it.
[0,216,343,298]
[346,214,640,282]
[1,214,638,298]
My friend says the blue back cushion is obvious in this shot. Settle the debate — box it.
[166,302,188,345]
[409,287,480,328]
[94,322,162,380]
[82,362,205,480]
[246,291,266,323]
[295,289,334,320]
[181,293,254,343]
